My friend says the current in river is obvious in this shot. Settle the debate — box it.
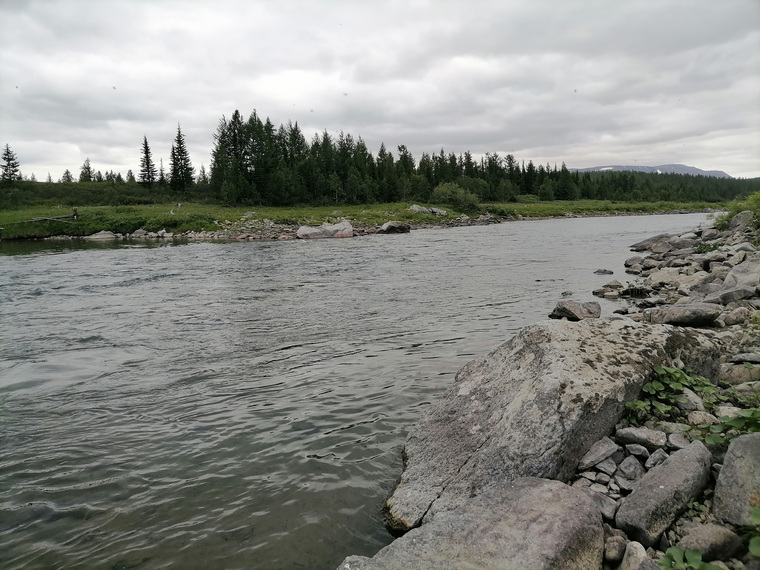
[0,213,710,569]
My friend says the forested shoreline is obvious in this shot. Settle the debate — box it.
[1,109,757,211]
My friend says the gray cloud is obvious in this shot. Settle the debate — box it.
[1,0,758,181]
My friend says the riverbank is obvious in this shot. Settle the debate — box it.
[338,210,760,569]
[0,200,722,241]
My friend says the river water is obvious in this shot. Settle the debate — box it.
[0,213,710,569]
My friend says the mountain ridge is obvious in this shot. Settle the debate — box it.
[571,164,732,179]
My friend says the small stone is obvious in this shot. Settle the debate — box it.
[616,476,636,492]
[616,456,646,481]
[619,541,648,570]
[688,411,719,426]
[616,426,668,450]
[676,387,706,413]
[677,523,743,561]
[578,436,619,470]
[625,443,651,459]
[611,450,626,465]
[596,473,611,485]
[714,405,742,419]
[609,481,620,493]
[645,448,669,470]
[582,488,618,520]
[589,483,609,495]
[604,535,627,563]
[572,478,592,489]
[668,432,691,450]
[580,471,596,481]
[597,457,618,476]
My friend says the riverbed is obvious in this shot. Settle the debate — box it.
[0,213,711,569]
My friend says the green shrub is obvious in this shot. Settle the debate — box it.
[429,183,480,212]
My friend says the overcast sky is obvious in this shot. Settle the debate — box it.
[1,0,758,181]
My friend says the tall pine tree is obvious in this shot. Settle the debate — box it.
[1,144,21,184]
[138,136,157,187]
[169,123,194,195]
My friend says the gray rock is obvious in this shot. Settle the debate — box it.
[616,456,646,481]
[376,221,411,234]
[676,387,705,413]
[549,300,601,321]
[384,319,721,533]
[645,448,670,469]
[718,362,760,386]
[615,427,668,451]
[84,230,118,240]
[583,488,619,520]
[703,286,757,305]
[728,210,755,231]
[625,444,650,459]
[595,268,614,275]
[596,457,619,476]
[616,441,712,546]
[625,256,644,267]
[619,541,648,570]
[642,303,722,327]
[728,351,760,364]
[296,221,354,239]
[604,535,627,563]
[579,437,620,470]
[667,432,691,450]
[596,472,611,484]
[732,381,760,394]
[702,228,721,240]
[723,307,751,326]
[631,233,673,252]
[339,478,604,570]
[723,252,760,289]
[714,405,742,419]
[616,476,636,492]
[677,523,743,562]
[713,433,760,526]
[687,411,718,426]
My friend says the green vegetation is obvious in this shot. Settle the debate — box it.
[0,200,726,240]
[623,366,725,424]
[703,408,760,446]
[715,190,760,230]
[657,547,722,570]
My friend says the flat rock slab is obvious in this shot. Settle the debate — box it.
[713,432,760,526]
[385,318,720,533]
[642,303,722,327]
[549,300,601,321]
[615,441,712,546]
[296,221,353,238]
[338,478,603,570]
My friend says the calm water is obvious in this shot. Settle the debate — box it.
[0,213,710,569]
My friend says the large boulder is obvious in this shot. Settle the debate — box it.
[630,233,673,252]
[615,441,712,546]
[722,252,760,289]
[338,478,604,570]
[384,318,721,533]
[642,303,722,327]
[728,210,755,231]
[712,432,760,526]
[296,221,353,239]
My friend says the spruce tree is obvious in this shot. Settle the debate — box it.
[169,123,194,195]
[1,144,21,183]
[138,136,157,187]
[79,157,93,182]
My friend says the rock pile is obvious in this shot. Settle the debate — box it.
[337,209,760,570]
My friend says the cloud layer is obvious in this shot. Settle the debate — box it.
[1,0,758,180]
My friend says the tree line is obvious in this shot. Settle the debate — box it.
[2,110,757,209]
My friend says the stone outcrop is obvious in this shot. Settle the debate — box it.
[712,432,760,527]
[375,221,411,234]
[296,221,354,239]
[548,300,601,320]
[339,478,603,570]
[384,318,720,533]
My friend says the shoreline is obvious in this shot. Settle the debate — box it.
[9,207,722,244]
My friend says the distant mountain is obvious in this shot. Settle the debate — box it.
[572,164,732,179]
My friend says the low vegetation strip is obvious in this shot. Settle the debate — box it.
[0,200,722,240]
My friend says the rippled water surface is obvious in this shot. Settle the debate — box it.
[0,214,710,569]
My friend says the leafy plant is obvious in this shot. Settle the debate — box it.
[702,408,760,446]
[657,547,722,570]
[624,366,724,425]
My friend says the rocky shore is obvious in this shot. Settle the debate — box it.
[46,205,719,243]
[338,210,760,570]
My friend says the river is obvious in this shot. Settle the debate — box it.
[0,213,711,569]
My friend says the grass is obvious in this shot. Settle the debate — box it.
[0,200,721,240]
